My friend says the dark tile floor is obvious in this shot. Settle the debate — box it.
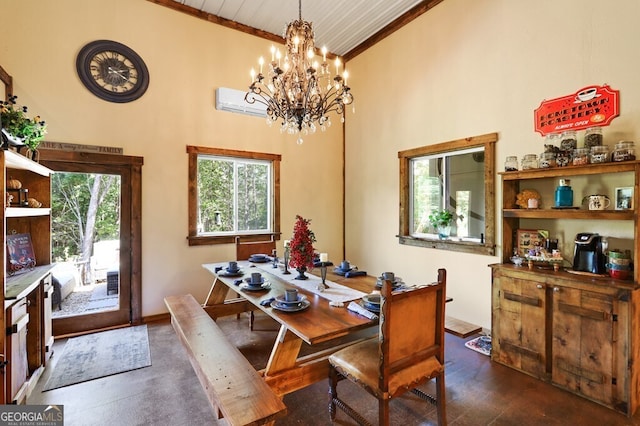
[28,313,640,425]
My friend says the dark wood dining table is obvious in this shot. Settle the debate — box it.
[202,262,378,396]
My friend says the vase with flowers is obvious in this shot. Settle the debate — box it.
[1,95,47,160]
[288,215,316,280]
[428,209,454,240]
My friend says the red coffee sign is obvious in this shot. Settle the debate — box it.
[534,85,619,136]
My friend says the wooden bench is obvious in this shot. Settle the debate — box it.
[165,294,287,425]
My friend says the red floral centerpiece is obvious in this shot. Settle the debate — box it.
[288,215,316,280]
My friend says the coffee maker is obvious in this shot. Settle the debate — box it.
[573,232,606,274]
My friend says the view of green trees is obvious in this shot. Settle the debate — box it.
[51,172,120,269]
[412,158,441,234]
[197,157,269,234]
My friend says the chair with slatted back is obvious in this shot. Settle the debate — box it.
[235,236,276,330]
[328,268,447,426]
[236,236,276,262]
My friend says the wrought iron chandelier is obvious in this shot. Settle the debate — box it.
[245,0,354,144]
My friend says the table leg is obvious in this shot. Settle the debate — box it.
[265,325,303,374]
[202,277,254,320]
[203,277,227,306]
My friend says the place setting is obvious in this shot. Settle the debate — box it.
[360,293,381,313]
[270,288,310,312]
[248,253,271,263]
[375,271,405,290]
[333,260,367,278]
[346,293,379,319]
[239,272,271,291]
[216,261,244,277]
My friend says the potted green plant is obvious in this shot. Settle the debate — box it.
[1,95,47,155]
[428,209,454,239]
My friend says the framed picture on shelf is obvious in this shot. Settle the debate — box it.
[516,229,548,256]
[615,187,634,210]
[6,233,36,275]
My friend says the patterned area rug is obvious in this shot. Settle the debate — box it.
[43,325,151,391]
[464,335,491,356]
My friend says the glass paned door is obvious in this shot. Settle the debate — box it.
[51,172,121,319]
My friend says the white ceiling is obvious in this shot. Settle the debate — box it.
[172,0,428,57]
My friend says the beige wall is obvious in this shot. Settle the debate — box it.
[0,0,345,316]
[345,0,640,329]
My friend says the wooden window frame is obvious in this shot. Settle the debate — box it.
[187,145,281,246]
[398,133,497,256]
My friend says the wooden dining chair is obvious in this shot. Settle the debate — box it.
[235,236,276,330]
[328,268,447,426]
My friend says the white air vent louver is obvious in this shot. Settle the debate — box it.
[215,87,267,118]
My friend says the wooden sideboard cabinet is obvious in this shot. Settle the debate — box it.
[492,160,640,416]
[491,265,639,415]
[1,150,53,404]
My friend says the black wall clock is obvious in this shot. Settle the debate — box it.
[76,40,149,103]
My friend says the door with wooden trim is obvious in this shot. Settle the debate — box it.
[39,150,142,336]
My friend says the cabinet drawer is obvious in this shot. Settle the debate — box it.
[7,298,29,333]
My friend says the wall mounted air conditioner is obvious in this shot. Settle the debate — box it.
[215,87,267,118]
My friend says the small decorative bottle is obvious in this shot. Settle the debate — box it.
[554,179,573,208]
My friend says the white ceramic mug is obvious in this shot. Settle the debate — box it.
[588,195,610,210]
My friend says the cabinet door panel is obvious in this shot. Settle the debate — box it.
[552,287,614,405]
[6,299,29,402]
[495,277,546,377]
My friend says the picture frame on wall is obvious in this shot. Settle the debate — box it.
[516,229,548,256]
[615,187,634,210]
[6,233,36,275]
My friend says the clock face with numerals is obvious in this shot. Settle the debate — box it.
[76,40,149,103]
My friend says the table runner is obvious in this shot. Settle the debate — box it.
[240,260,367,303]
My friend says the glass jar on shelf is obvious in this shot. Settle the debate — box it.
[590,145,610,164]
[560,130,578,151]
[584,127,603,149]
[504,156,518,171]
[612,141,636,162]
[539,152,556,168]
[521,154,538,170]
[544,133,561,150]
[572,147,590,166]
[555,150,571,167]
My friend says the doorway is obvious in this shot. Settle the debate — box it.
[50,171,121,319]
[40,150,143,336]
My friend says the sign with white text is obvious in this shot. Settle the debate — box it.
[534,85,619,136]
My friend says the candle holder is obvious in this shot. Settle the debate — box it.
[283,247,291,274]
[317,261,330,290]
[272,249,278,268]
